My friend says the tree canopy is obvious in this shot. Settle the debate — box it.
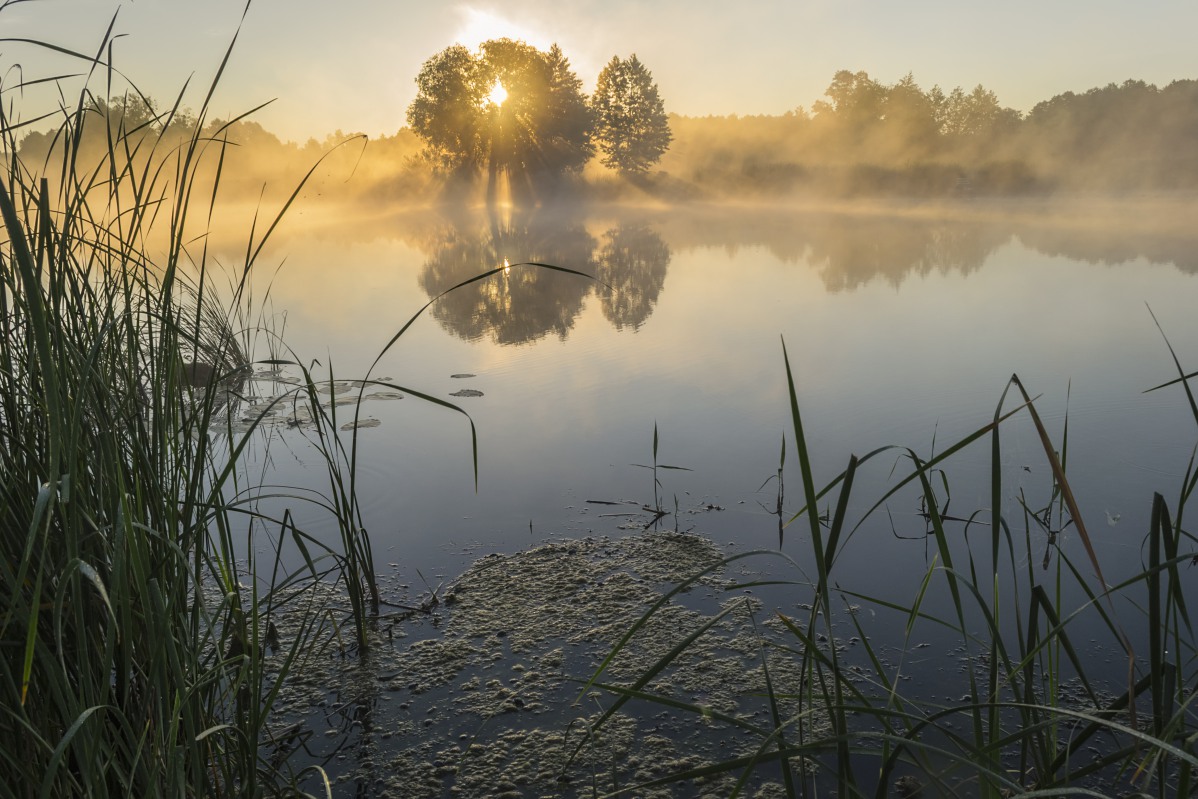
[406,39,593,192]
[591,55,673,175]
[30,65,1195,206]
[407,42,677,192]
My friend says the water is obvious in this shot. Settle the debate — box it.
[222,200,1196,591]
[214,198,1198,793]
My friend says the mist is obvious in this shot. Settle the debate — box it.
[14,69,1198,227]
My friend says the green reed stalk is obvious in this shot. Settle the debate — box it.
[579,331,1198,797]
[0,10,391,795]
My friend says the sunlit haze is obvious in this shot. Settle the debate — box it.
[487,80,508,107]
[3,0,1196,142]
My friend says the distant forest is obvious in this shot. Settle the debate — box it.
[16,69,1198,205]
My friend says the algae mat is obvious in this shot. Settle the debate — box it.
[271,532,821,797]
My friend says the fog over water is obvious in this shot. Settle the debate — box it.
[9,9,1198,792]
[17,88,1193,588]
[191,199,1197,613]
[9,11,1197,637]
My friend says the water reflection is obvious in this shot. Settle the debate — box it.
[1015,221,1198,274]
[247,201,1197,354]
[803,215,1007,291]
[649,203,1198,289]
[595,225,671,331]
[652,210,1013,290]
[417,207,672,344]
[419,214,594,345]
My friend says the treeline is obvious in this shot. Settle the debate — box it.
[663,71,1198,198]
[14,95,432,211]
[16,71,1198,206]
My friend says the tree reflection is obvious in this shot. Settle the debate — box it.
[655,209,1010,291]
[595,225,671,330]
[418,212,674,344]
[408,204,1195,345]
[804,215,1008,291]
[418,208,597,345]
[1014,220,1198,275]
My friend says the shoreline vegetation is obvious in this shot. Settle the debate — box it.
[11,68,1198,211]
[0,17,465,796]
[4,14,1198,799]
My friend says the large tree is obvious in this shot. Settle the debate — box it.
[539,44,595,174]
[406,39,592,192]
[591,54,672,175]
[407,44,489,172]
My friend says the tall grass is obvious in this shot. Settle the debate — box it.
[577,331,1198,796]
[0,15,609,793]
[0,14,396,796]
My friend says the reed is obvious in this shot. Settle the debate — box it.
[0,14,386,796]
[0,17,606,791]
[576,330,1198,797]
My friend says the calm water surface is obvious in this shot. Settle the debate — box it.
[225,200,1197,598]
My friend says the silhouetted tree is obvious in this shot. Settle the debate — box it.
[407,44,489,173]
[810,70,887,159]
[940,85,1015,137]
[880,73,939,157]
[533,45,595,176]
[813,70,886,126]
[885,74,932,118]
[89,93,159,134]
[1021,78,1198,190]
[406,39,593,194]
[591,54,672,175]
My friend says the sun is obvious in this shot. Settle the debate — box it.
[487,80,508,106]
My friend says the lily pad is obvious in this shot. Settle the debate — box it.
[450,389,484,398]
[340,418,381,431]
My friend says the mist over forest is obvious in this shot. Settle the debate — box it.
[15,58,1198,209]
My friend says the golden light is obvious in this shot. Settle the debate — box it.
[454,7,549,51]
[503,257,511,274]
[488,80,508,106]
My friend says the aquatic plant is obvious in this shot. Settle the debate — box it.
[577,328,1198,796]
[0,12,412,795]
[633,421,692,527]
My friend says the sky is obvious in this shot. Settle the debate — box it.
[3,0,1197,142]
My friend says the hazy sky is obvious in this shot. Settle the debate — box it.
[3,0,1196,142]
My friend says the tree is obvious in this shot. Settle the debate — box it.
[809,70,887,157]
[881,73,939,155]
[539,44,595,175]
[591,54,672,175]
[406,39,593,192]
[406,44,489,172]
[813,70,885,126]
[941,85,1007,137]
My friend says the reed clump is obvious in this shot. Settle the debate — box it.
[0,11,574,791]
[577,331,1198,797]
[0,17,385,797]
